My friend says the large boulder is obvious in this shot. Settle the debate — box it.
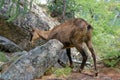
[1,39,63,80]
[0,0,59,30]
[0,0,60,51]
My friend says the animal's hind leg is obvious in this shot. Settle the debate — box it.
[79,48,88,71]
[70,39,88,72]
[86,40,98,76]
[66,48,74,68]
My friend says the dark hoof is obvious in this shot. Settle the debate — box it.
[95,72,98,77]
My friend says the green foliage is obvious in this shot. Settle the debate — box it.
[102,51,120,67]
[54,67,72,77]
[48,0,120,67]
[74,0,120,67]
[45,67,72,77]
[0,52,8,62]
[0,0,33,22]
[47,0,76,18]
[0,0,4,9]
[6,0,21,22]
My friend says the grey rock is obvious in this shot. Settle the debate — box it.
[0,0,59,30]
[1,39,63,80]
[0,36,23,52]
[0,0,60,51]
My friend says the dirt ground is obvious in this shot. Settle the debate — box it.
[35,63,120,80]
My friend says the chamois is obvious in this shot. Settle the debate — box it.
[30,18,98,76]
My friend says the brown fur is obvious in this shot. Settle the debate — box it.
[30,18,98,76]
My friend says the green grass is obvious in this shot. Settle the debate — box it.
[54,67,72,77]
[0,52,8,62]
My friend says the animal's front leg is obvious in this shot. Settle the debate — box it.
[66,48,74,68]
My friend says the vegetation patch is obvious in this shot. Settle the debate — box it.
[0,52,8,62]
[54,67,72,77]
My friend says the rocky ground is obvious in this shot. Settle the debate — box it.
[36,63,120,80]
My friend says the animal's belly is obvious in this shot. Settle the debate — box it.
[63,43,74,49]
[62,41,84,49]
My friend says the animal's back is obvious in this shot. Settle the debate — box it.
[49,19,75,42]
[49,18,91,48]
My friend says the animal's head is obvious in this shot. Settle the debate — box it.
[29,28,41,45]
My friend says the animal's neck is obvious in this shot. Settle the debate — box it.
[37,29,51,40]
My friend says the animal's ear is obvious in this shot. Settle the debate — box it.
[87,25,93,30]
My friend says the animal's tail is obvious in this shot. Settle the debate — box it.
[87,25,93,30]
